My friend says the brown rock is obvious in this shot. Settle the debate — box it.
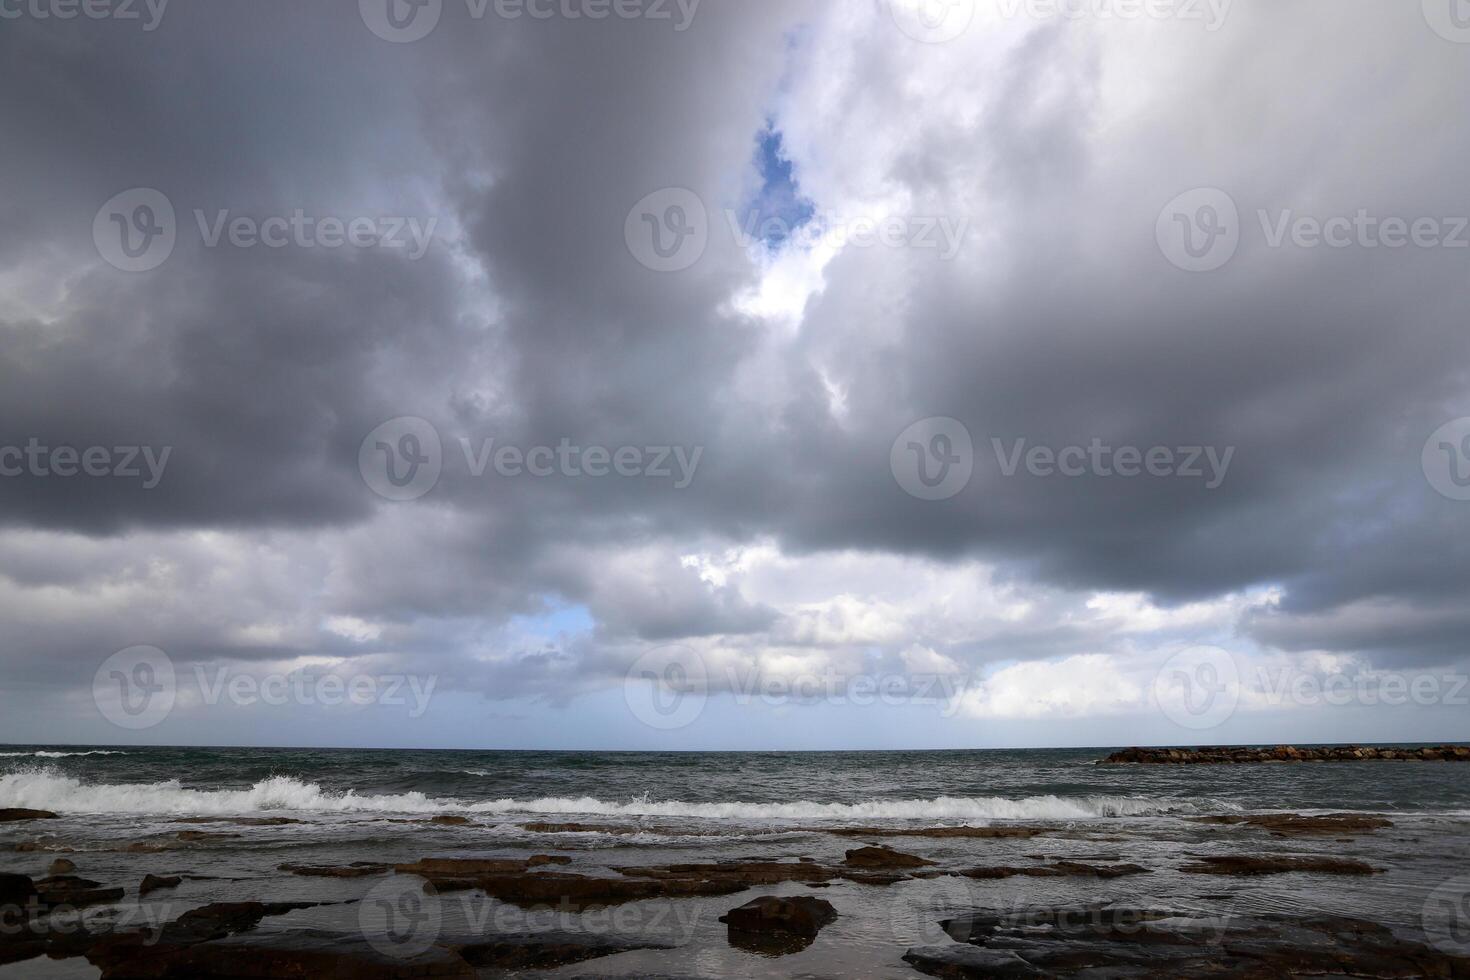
[844,845,934,869]
[173,816,303,827]
[0,873,38,907]
[140,874,183,895]
[1190,813,1393,836]
[1179,855,1380,876]
[958,862,1149,880]
[279,862,391,878]
[908,907,1470,978]
[177,831,241,842]
[720,895,838,955]
[0,808,58,822]
[830,825,1054,839]
[34,875,126,909]
[721,895,837,936]
[48,858,77,875]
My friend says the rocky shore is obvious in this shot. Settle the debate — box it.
[1100,744,1470,764]
[3,819,1463,978]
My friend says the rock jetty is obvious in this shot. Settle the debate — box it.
[1100,744,1470,764]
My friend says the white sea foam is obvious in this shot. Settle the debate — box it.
[0,758,129,764]
[0,768,1203,821]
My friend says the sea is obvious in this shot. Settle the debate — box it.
[2,745,1468,977]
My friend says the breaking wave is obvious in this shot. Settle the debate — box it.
[0,769,1205,821]
[0,758,130,764]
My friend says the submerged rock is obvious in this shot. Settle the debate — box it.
[279,862,392,878]
[1189,812,1394,836]
[958,862,1149,880]
[1178,854,1380,876]
[829,826,1055,839]
[0,808,58,822]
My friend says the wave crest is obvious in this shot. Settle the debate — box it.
[0,769,1198,821]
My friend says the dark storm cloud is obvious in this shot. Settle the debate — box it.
[1,0,1468,719]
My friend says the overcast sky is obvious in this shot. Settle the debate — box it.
[2,0,1468,750]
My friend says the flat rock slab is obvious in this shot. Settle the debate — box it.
[958,862,1149,880]
[1189,812,1394,836]
[844,846,934,869]
[830,826,1055,840]
[1179,855,1380,876]
[95,929,476,979]
[906,906,1470,978]
[0,809,58,822]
